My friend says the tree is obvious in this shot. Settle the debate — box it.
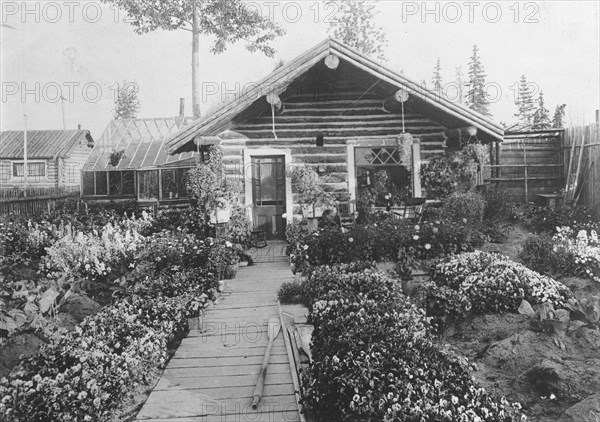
[328,0,388,62]
[466,45,491,116]
[102,0,285,119]
[113,82,140,119]
[432,58,442,94]
[552,104,567,128]
[454,66,466,105]
[514,75,536,126]
[531,91,551,130]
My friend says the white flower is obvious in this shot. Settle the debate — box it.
[281,213,287,219]
[225,241,232,248]
[413,235,419,241]
[348,237,354,243]
[424,243,431,250]
[303,244,309,250]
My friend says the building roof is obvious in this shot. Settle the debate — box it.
[166,37,504,154]
[83,117,199,171]
[0,130,93,159]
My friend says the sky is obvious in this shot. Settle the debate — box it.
[1,0,599,138]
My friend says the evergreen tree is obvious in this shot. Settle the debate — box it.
[328,0,388,62]
[432,58,442,94]
[531,91,551,129]
[455,66,466,105]
[113,82,140,119]
[466,45,491,116]
[552,104,567,128]
[514,75,536,126]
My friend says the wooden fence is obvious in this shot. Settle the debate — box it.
[0,185,80,199]
[0,186,79,215]
[485,130,564,202]
[563,123,600,214]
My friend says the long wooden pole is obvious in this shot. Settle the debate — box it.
[522,141,528,202]
[23,114,28,198]
[252,317,281,409]
[571,132,587,202]
[564,130,576,194]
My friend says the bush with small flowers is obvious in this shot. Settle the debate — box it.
[287,217,483,270]
[421,251,573,327]
[301,264,526,421]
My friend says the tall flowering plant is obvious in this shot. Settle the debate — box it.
[553,227,600,282]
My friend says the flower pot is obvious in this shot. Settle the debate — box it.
[210,207,231,224]
[306,217,319,232]
[302,205,324,218]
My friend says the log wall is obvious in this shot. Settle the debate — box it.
[221,87,447,213]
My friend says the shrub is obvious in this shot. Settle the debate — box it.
[482,186,518,222]
[519,234,578,277]
[554,227,600,282]
[520,204,600,234]
[277,280,306,304]
[420,155,471,200]
[301,264,524,421]
[422,251,573,326]
[288,218,484,271]
[441,191,485,226]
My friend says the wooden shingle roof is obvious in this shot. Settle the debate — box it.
[0,130,93,159]
[165,37,504,154]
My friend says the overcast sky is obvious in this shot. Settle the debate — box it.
[1,1,599,137]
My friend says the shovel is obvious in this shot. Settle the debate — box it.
[252,317,281,409]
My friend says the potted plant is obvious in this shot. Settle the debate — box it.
[289,165,333,230]
[187,147,236,227]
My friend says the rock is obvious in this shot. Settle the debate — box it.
[565,393,600,422]
[0,333,46,378]
[59,293,101,323]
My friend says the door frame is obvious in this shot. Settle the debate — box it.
[244,148,292,228]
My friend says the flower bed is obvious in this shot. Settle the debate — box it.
[301,264,524,421]
[288,218,484,272]
[519,227,600,282]
[0,207,225,421]
[421,251,572,326]
[0,244,217,421]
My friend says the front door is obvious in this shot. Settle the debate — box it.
[251,156,286,239]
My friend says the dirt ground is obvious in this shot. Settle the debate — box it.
[434,223,600,421]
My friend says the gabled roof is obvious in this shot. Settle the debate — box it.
[0,130,93,159]
[166,37,504,154]
[83,117,199,171]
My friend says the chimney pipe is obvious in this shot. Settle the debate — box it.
[78,123,82,130]
[179,98,185,120]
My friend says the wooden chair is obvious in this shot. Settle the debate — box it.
[250,207,268,248]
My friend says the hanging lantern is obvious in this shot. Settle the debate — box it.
[394,88,409,103]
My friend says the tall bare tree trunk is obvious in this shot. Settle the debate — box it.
[192,3,201,119]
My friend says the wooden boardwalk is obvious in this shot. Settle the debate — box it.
[136,259,301,422]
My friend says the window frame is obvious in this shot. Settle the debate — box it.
[10,161,47,180]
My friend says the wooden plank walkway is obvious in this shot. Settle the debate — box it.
[136,259,301,422]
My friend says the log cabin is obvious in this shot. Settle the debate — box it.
[0,129,94,192]
[164,38,504,239]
